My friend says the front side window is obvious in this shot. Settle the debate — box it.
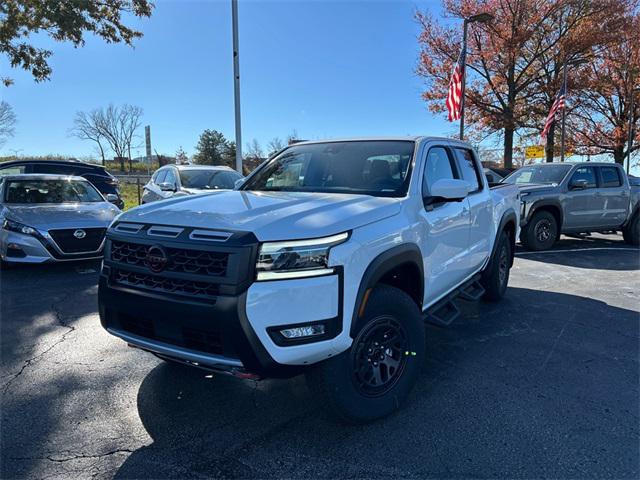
[570,167,597,188]
[163,168,177,186]
[242,141,415,197]
[179,169,242,189]
[600,166,622,188]
[503,164,572,186]
[4,180,104,204]
[154,169,168,185]
[422,147,455,195]
[453,148,481,192]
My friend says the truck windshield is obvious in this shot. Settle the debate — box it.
[502,164,572,186]
[241,141,415,197]
[4,179,104,204]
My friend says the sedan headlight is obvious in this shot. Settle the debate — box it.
[256,232,349,281]
[2,219,39,236]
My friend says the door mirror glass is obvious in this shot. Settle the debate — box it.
[569,178,588,190]
[159,182,176,192]
[428,178,472,202]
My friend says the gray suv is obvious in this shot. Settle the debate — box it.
[502,162,640,250]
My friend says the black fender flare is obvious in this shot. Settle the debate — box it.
[485,209,518,271]
[350,244,423,336]
[525,199,564,229]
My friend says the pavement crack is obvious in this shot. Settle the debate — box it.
[1,294,78,394]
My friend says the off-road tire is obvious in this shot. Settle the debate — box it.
[622,211,640,246]
[521,210,558,251]
[306,285,425,424]
[481,231,511,301]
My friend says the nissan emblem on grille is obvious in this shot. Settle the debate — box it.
[145,245,169,273]
[73,229,86,239]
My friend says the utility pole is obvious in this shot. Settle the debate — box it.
[560,61,568,163]
[232,0,242,173]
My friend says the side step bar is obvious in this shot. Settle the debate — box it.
[424,275,485,327]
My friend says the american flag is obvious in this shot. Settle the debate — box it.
[541,84,566,141]
[446,46,466,122]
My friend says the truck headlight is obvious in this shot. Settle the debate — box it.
[2,219,39,236]
[256,232,348,281]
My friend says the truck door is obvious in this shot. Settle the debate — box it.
[418,146,472,303]
[451,147,492,272]
[596,166,630,228]
[563,166,600,230]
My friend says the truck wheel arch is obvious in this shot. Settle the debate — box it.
[528,200,563,231]
[350,244,424,337]
[490,210,518,269]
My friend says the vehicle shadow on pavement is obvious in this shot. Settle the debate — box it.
[515,235,639,271]
[0,260,101,380]
[114,287,639,479]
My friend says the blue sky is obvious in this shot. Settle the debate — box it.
[0,0,453,159]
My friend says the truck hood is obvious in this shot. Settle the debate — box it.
[4,203,121,230]
[514,183,557,195]
[119,191,402,241]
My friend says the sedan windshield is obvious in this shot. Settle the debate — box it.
[502,164,572,186]
[4,179,104,204]
[179,169,242,190]
[241,141,415,197]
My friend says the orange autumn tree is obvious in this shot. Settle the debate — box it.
[416,0,618,167]
[522,0,628,162]
[570,13,640,165]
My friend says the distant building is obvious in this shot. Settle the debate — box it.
[131,155,177,164]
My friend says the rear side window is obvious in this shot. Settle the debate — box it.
[422,147,456,195]
[31,163,75,175]
[570,167,597,188]
[453,148,481,192]
[600,167,622,188]
[0,165,26,176]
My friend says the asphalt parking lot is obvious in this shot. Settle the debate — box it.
[1,234,638,479]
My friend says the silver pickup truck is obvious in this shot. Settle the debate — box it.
[502,162,640,250]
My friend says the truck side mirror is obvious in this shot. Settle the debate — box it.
[428,178,472,202]
[569,179,588,190]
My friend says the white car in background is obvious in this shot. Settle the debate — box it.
[141,165,243,204]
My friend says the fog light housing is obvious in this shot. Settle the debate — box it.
[280,324,325,339]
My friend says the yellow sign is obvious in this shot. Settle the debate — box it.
[525,145,574,160]
[525,145,545,159]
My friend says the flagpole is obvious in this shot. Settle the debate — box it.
[560,61,568,162]
[459,19,469,141]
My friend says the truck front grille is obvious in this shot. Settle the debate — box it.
[111,240,228,276]
[113,269,219,299]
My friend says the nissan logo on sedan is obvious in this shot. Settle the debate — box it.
[73,229,87,239]
[145,245,170,273]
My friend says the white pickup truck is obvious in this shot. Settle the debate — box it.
[99,137,520,422]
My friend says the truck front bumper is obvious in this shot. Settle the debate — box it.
[98,268,344,378]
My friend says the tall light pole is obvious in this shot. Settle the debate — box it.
[626,84,638,175]
[459,12,493,140]
[232,0,242,173]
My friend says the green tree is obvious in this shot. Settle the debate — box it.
[193,129,234,167]
[0,0,154,85]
